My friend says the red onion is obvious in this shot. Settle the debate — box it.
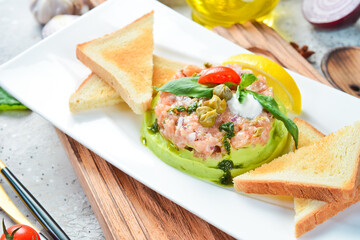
[231,116,238,122]
[302,0,360,28]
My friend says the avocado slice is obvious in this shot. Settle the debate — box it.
[141,96,290,185]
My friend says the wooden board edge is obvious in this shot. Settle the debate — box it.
[55,129,115,240]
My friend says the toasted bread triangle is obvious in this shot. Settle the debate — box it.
[69,73,123,113]
[76,11,154,114]
[234,121,360,202]
[294,188,360,237]
[292,118,360,238]
[69,55,186,113]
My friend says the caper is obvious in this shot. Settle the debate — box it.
[199,109,217,127]
[217,99,227,114]
[196,106,213,116]
[213,84,233,101]
[253,127,264,137]
[204,95,227,114]
[203,95,220,109]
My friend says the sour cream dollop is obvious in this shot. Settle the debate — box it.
[227,93,263,119]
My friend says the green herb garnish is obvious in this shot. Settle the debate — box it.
[170,104,198,115]
[236,73,258,103]
[219,122,235,139]
[220,171,232,185]
[217,159,234,172]
[239,73,258,89]
[186,102,199,114]
[156,77,213,99]
[176,106,186,112]
[220,122,235,154]
[0,88,27,111]
[148,119,159,133]
[217,159,243,185]
[223,139,231,154]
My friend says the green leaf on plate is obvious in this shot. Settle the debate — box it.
[155,77,213,99]
[239,73,258,89]
[245,90,299,148]
[236,73,258,103]
[0,87,28,111]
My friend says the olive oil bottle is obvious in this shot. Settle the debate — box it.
[186,0,279,28]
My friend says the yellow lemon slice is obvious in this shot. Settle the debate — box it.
[223,54,301,114]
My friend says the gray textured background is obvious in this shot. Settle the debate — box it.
[0,0,359,239]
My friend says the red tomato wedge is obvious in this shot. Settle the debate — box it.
[198,66,241,85]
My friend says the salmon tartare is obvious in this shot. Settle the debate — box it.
[155,65,274,159]
[142,63,296,185]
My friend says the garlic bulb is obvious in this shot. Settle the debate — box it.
[42,14,79,38]
[31,0,83,25]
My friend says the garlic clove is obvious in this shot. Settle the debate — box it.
[31,0,83,25]
[42,14,79,38]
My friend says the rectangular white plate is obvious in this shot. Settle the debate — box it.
[1,0,360,239]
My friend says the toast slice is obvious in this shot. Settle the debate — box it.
[69,55,186,112]
[295,187,360,237]
[290,118,325,151]
[151,55,186,89]
[69,73,123,113]
[234,121,360,202]
[76,11,154,114]
[293,118,360,237]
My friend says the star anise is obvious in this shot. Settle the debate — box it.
[290,42,315,59]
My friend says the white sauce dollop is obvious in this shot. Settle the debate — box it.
[227,93,263,119]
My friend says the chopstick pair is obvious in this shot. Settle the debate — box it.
[0,160,70,240]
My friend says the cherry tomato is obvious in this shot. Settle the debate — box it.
[1,223,40,240]
[198,66,241,85]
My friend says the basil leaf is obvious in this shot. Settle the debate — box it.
[0,88,27,111]
[236,86,248,104]
[245,90,299,148]
[156,77,213,99]
[239,73,258,89]
[236,73,257,104]
[224,82,238,88]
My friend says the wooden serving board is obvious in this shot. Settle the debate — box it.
[57,21,330,240]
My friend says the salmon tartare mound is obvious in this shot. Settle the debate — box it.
[142,63,292,185]
[155,65,274,159]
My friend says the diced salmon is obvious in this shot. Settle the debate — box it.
[155,65,274,159]
[171,65,204,80]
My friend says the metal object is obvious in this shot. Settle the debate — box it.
[0,183,49,239]
[0,160,70,240]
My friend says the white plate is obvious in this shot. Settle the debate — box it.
[1,0,360,239]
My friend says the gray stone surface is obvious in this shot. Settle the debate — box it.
[0,0,104,239]
[272,0,360,73]
[0,0,359,239]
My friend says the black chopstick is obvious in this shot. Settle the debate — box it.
[0,160,70,240]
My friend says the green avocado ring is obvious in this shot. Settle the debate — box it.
[141,96,290,185]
